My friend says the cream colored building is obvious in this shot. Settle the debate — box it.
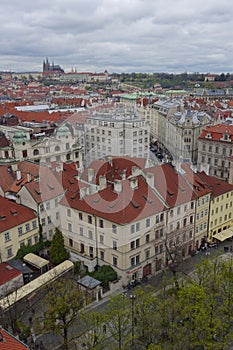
[0,196,38,262]
[84,104,150,166]
[166,110,211,163]
[197,124,233,182]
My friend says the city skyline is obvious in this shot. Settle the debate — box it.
[0,0,233,74]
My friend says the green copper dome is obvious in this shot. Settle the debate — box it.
[56,125,71,137]
[12,131,28,144]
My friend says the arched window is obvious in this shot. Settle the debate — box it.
[54,145,60,152]
[33,149,39,156]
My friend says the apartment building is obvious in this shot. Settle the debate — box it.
[199,172,233,242]
[0,123,83,168]
[59,157,168,284]
[166,109,211,163]
[197,124,233,181]
[145,99,182,147]
[84,104,150,166]
[0,196,38,262]
[59,157,204,283]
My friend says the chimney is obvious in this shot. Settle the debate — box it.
[108,156,113,166]
[130,177,138,190]
[80,187,86,199]
[146,173,154,188]
[16,170,21,181]
[113,179,122,193]
[87,168,94,183]
[131,165,140,177]
[27,172,31,182]
[99,175,107,190]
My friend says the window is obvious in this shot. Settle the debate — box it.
[177,207,181,215]
[113,240,117,250]
[190,215,193,224]
[136,223,140,231]
[99,219,104,228]
[136,238,140,248]
[89,246,94,258]
[156,215,159,224]
[170,210,174,217]
[4,232,10,242]
[100,235,104,244]
[160,229,163,237]
[56,212,59,220]
[68,223,72,232]
[146,218,150,227]
[88,215,92,224]
[28,238,32,246]
[40,204,44,212]
[130,241,135,250]
[113,256,117,267]
[18,227,23,236]
[79,212,83,221]
[183,218,187,227]
[25,223,30,232]
[100,251,105,261]
[46,202,50,210]
[159,244,163,253]
[69,238,73,247]
[191,201,194,210]
[80,227,83,236]
[7,247,13,258]
[67,208,71,217]
[130,225,135,234]
[41,218,46,227]
[32,220,37,229]
[131,257,135,267]
[145,250,150,260]
[88,230,93,240]
[34,235,39,244]
[47,216,51,224]
[112,224,117,234]
[146,233,150,243]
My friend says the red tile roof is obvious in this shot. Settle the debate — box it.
[199,124,233,142]
[61,175,166,225]
[197,172,233,198]
[23,166,65,203]
[0,196,36,233]
[0,328,29,349]
[0,262,22,286]
[144,163,196,207]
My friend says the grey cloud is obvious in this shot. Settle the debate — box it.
[0,0,233,73]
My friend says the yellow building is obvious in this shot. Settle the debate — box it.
[200,173,233,242]
[0,196,38,262]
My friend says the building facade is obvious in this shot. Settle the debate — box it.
[197,124,233,182]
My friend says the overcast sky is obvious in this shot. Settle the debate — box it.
[0,0,233,74]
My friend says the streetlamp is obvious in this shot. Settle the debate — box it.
[130,294,136,348]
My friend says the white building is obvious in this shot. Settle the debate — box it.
[84,104,150,166]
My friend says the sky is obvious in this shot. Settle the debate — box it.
[0,0,233,74]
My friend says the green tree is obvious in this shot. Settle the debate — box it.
[39,278,86,350]
[50,227,70,266]
[105,294,131,349]
[78,311,107,350]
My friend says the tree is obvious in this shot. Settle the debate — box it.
[88,265,117,291]
[78,311,107,350]
[105,294,131,349]
[50,227,70,266]
[38,278,87,350]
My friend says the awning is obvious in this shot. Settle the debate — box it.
[23,253,49,269]
[213,228,233,242]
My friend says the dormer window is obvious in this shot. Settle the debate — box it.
[205,133,212,139]
[220,133,231,142]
